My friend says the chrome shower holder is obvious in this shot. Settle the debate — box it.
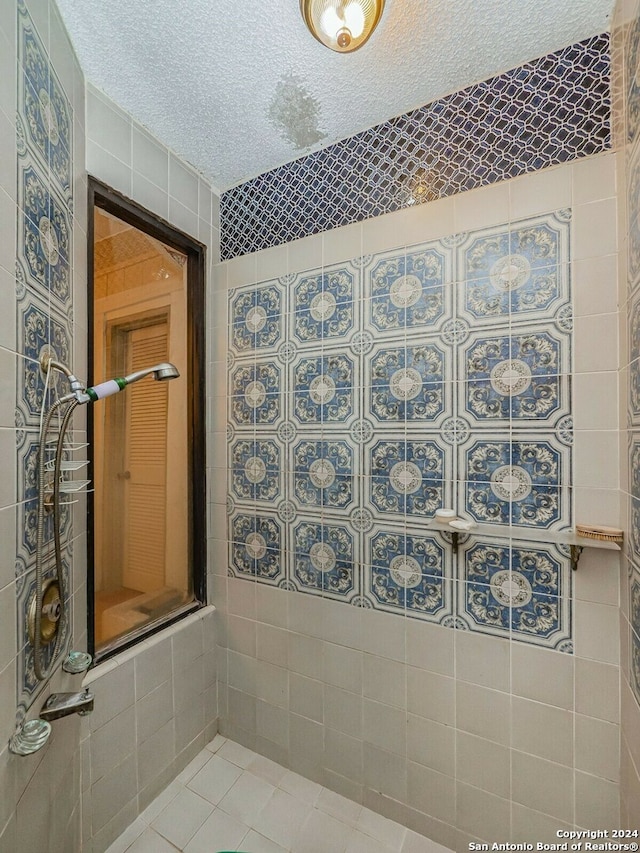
[62,651,92,674]
[9,719,52,756]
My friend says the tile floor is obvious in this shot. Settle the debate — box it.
[106,735,452,853]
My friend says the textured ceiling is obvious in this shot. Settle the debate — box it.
[56,0,615,191]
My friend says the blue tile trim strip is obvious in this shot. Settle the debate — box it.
[220,34,609,260]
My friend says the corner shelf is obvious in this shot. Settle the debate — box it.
[422,519,621,570]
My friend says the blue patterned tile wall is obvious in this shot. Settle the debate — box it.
[15,0,74,715]
[227,210,573,652]
[221,35,609,260]
[631,566,640,704]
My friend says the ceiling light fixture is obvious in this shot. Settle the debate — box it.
[300,0,385,53]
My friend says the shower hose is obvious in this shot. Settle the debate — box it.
[33,396,78,681]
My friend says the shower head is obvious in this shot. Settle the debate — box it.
[75,362,180,404]
[154,363,180,381]
[124,362,180,385]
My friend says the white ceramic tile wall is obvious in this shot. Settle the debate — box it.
[215,155,626,848]
[85,84,221,267]
[80,608,217,853]
[83,87,222,852]
[612,0,640,828]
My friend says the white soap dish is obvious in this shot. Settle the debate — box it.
[449,519,478,531]
[435,508,457,521]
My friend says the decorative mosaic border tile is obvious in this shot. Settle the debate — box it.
[227,210,573,651]
[630,564,640,705]
[626,6,640,147]
[15,425,72,579]
[16,558,73,717]
[630,434,640,583]
[15,0,74,717]
[221,35,609,260]
[626,138,640,292]
[15,286,72,430]
[16,152,73,317]
[18,0,72,200]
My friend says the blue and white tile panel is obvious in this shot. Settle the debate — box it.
[460,538,572,652]
[629,436,640,568]
[227,210,573,652]
[631,565,640,705]
[18,2,72,199]
[15,0,74,715]
[221,35,609,259]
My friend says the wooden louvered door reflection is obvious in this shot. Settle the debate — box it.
[121,321,169,593]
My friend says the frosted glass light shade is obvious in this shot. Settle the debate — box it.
[300,0,385,53]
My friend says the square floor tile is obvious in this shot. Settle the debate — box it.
[240,829,288,853]
[176,750,214,786]
[247,754,288,786]
[252,788,313,849]
[126,828,180,853]
[151,788,214,849]
[184,808,249,853]
[218,772,276,826]
[206,733,227,753]
[106,735,454,853]
[187,755,243,805]
[295,808,356,853]
[138,781,182,825]
[217,739,257,768]
[279,769,322,805]
[104,817,146,853]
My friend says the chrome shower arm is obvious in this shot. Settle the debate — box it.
[40,354,85,398]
